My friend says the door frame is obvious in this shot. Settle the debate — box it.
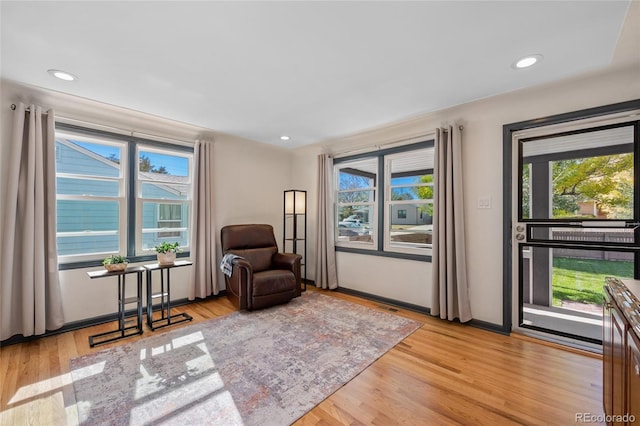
[502,99,640,335]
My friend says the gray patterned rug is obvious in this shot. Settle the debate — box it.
[70,291,422,425]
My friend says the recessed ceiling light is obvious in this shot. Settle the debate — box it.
[47,69,78,81]
[280,136,290,141]
[512,54,543,69]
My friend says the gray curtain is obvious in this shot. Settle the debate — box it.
[190,138,217,299]
[314,153,338,289]
[1,103,64,340]
[431,126,472,322]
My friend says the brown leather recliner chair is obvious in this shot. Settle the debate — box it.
[221,224,302,310]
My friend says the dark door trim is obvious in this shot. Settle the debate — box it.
[502,99,640,335]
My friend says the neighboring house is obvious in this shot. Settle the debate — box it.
[577,200,608,219]
[390,205,432,226]
[139,170,190,247]
[55,139,188,257]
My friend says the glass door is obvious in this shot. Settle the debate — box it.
[513,121,639,343]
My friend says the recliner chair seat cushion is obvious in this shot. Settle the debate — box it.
[253,270,296,296]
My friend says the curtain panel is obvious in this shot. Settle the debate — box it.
[431,125,472,322]
[190,138,217,299]
[1,103,64,340]
[314,153,338,289]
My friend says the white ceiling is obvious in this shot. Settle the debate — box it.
[1,1,635,148]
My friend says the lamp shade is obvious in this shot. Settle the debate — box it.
[284,190,306,214]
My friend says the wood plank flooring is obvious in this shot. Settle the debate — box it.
[0,288,604,425]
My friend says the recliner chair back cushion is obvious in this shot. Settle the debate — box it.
[231,247,277,273]
[221,224,279,273]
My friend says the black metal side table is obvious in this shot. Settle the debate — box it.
[145,260,193,330]
[86,266,145,347]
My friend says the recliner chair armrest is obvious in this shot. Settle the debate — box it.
[228,256,254,309]
[273,252,302,297]
[231,258,254,289]
[272,252,302,271]
[231,257,253,272]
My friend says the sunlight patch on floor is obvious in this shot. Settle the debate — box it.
[8,361,105,405]
[128,372,235,424]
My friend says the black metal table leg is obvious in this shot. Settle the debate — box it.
[87,267,145,347]
[145,260,193,331]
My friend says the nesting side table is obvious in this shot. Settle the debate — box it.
[86,266,145,347]
[145,260,193,330]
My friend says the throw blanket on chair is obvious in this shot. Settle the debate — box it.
[220,253,243,277]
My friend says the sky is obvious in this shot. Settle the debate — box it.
[74,140,189,176]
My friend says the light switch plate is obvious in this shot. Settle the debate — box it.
[477,196,492,209]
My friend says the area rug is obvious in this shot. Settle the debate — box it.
[69,291,421,425]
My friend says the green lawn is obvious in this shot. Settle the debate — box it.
[552,257,634,307]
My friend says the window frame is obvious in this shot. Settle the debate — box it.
[136,144,193,254]
[55,133,127,263]
[383,149,434,256]
[335,157,379,251]
[334,140,434,262]
[55,123,194,270]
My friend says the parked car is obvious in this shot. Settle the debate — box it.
[339,216,363,228]
[338,215,371,237]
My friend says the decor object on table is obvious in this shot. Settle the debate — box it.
[221,224,301,310]
[283,189,307,290]
[154,242,181,265]
[102,254,129,272]
[69,291,422,426]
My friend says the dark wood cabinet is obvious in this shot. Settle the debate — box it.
[603,288,628,425]
[603,278,640,426]
[627,330,640,422]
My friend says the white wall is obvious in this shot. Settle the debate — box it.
[294,63,640,327]
[2,63,639,328]
[1,79,292,323]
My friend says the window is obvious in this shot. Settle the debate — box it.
[157,204,183,238]
[336,157,377,247]
[520,125,635,220]
[137,147,191,251]
[55,126,193,266]
[384,148,434,254]
[55,133,126,260]
[334,140,434,259]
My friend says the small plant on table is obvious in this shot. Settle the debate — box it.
[102,254,128,272]
[154,242,182,265]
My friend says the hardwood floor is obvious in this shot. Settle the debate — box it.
[0,288,604,425]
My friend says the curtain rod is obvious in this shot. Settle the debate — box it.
[332,125,463,157]
[10,103,195,146]
[10,103,49,115]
